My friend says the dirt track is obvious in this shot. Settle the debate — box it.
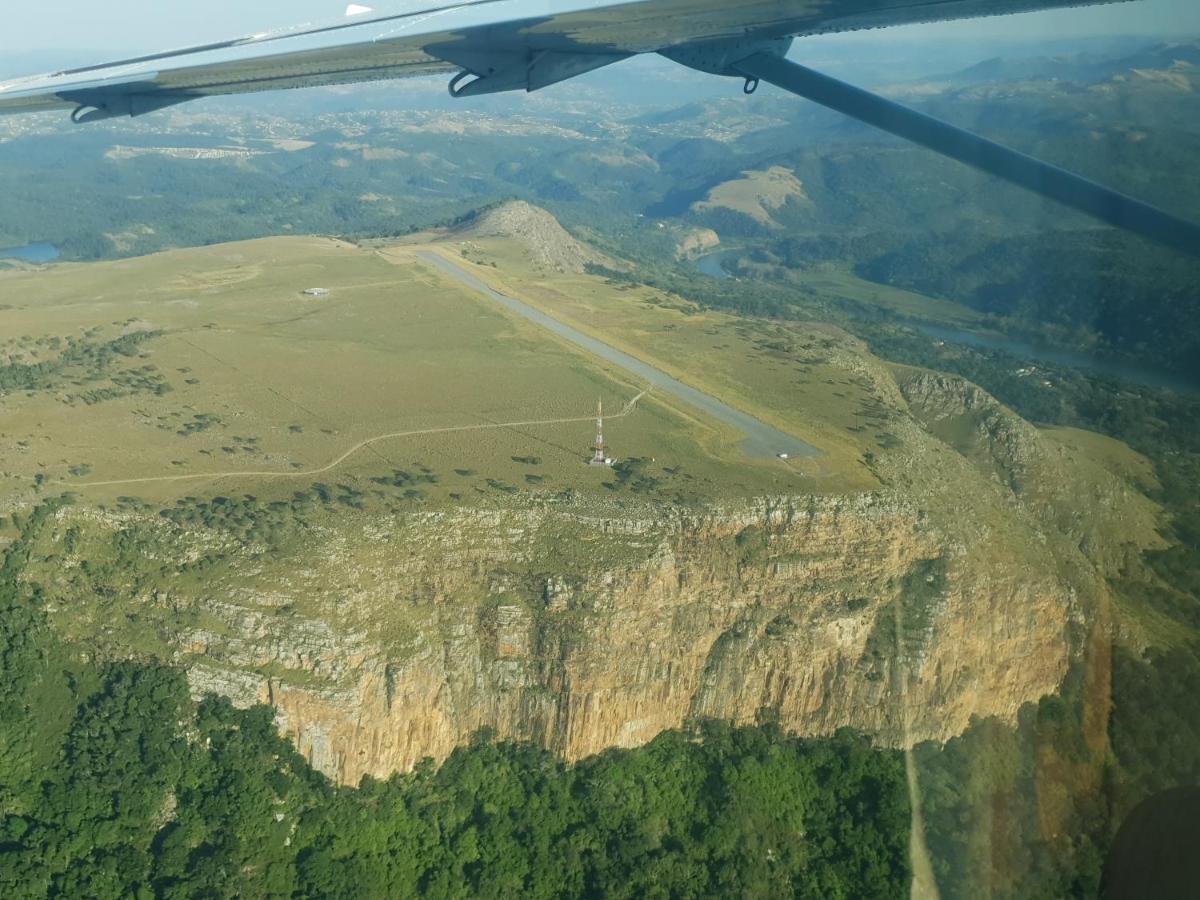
[64,392,647,489]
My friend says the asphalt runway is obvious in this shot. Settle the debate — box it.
[417,251,820,460]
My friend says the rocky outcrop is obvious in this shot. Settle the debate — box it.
[675,228,721,260]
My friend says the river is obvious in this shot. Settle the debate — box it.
[417,251,820,460]
[691,251,1198,396]
[912,323,1199,396]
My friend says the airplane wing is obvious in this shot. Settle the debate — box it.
[0,0,1123,120]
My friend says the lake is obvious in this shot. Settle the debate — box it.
[694,250,734,279]
[0,242,60,263]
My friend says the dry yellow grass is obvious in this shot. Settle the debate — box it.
[0,234,847,514]
[691,165,809,227]
[1040,426,1160,494]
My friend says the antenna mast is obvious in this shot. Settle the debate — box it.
[590,398,612,466]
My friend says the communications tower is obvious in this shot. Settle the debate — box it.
[589,399,614,466]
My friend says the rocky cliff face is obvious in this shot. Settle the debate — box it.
[36,491,1067,786]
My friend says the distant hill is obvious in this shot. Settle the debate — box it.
[942,55,1087,84]
[931,39,1200,87]
[451,200,613,273]
[690,166,811,230]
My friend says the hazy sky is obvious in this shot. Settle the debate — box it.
[1,0,1197,54]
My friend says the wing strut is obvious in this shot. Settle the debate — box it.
[729,52,1200,256]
